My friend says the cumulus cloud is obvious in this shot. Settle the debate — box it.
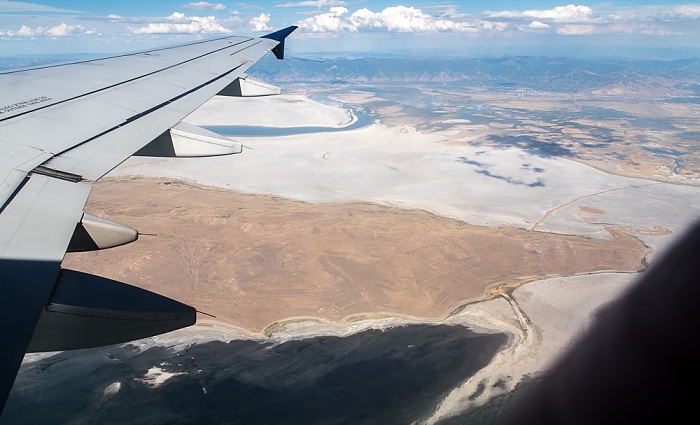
[1,22,87,37]
[45,22,84,36]
[249,13,271,32]
[127,12,230,34]
[350,6,438,32]
[292,3,700,37]
[480,3,700,36]
[297,5,499,33]
[181,2,226,11]
[527,21,550,29]
[486,4,593,22]
[297,6,349,31]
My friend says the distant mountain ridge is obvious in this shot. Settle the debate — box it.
[250,55,700,96]
[2,53,698,97]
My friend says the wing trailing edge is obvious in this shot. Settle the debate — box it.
[27,270,197,352]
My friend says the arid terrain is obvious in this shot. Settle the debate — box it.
[64,176,647,333]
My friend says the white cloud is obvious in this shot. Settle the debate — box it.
[1,22,87,37]
[351,6,437,32]
[16,25,33,36]
[45,22,83,36]
[527,21,550,29]
[524,5,592,21]
[480,3,700,36]
[127,12,230,34]
[297,6,496,33]
[297,6,350,31]
[486,4,593,22]
[181,2,226,11]
[249,12,271,32]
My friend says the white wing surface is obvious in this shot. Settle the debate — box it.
[0,26,297,414]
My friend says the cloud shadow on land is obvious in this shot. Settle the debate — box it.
[457,156,546,188]
[475,169,545,188]
[486,135,577,158]
[5,324,508,425]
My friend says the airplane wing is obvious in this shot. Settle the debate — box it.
[0,26,297,413]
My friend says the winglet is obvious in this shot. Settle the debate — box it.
[261,26,297,60]
[262,26,298,43]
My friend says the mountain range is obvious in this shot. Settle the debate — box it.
[250,54,700,96]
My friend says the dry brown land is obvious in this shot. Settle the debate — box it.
[63,176,648,333]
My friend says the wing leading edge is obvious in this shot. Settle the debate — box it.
[0,26,297,414]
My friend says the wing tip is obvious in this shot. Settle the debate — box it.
[262,26,298,60]
[261,26,298,43]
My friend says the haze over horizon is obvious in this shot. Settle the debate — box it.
[1,1,700,58]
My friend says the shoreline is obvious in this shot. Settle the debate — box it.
[20,267,643,422]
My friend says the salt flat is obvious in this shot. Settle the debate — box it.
[185,94,355,127]
[115,94,700,253]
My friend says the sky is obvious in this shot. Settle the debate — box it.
[1,1,700,58]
